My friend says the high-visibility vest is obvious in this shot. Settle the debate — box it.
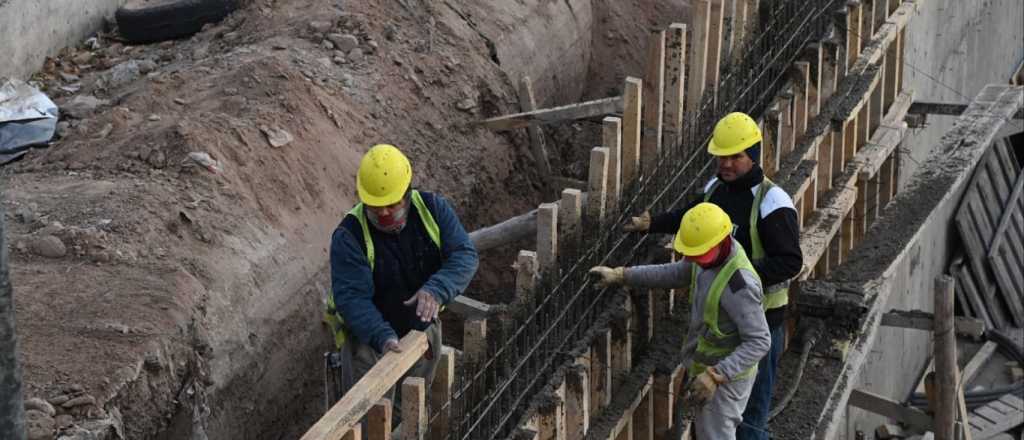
[324,190,442,349]
[688,245,760,380]
[704,177,790,310]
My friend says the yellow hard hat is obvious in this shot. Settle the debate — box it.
[357,144,412,207]
[673,203,733,256]
[707,112,762,157]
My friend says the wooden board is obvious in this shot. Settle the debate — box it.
[969,394,1024,440]
[478,97,624,131]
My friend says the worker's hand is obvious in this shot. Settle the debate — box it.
[588,266,625,287]
[404,290,440,323]
[622,211,651,233]
[690,367,727,405]
[382,338,401,353]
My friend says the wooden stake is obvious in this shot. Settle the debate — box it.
[537,203,559,274]
[589,148,610,228]
[622,78,643,186]
[464,318,487,360]
[854,178,868,242]
[343,423,362,440]
[934,276,957,440]
[794,62,811,138]
[781,94,796,155]
[706,0,725,106]
[687,0,712,114]
[858,100,870,154]
[633,389,654,440]
[603,117,623,213]
[821,42,839,105]
[566,364,590,439]
[519,76,552,177]
[401,377,426,440]
[612,296,634,380]
[765,109,782,177]
[654,366,683,439]
[516,250,539,304]
[842,117,857,171]
[591,330,613,413]
[538,383,567,440]
[430,348,454,440]
[879,154,894,209]
[642,30,666,176]
[841,210,854,261]
[818,131,834,201]
[664,24,687,150]
[732,0,749,58]
[368,399,392,440]
[846,2,862,72]
[561,189,583,252]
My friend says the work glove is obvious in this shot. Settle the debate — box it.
[588,266,625,287]
[622,211,651,233]
[690,366,727,405]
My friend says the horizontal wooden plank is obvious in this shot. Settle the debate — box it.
[798,173,858,280]
[848,388,933,431]
[962,341,998,386]
[879,309,986,337]
[856,91,915,179]
[477,96,625,131]
[606,375,653,440]
[448,295,493,318]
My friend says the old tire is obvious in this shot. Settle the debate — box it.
[115,0,239,44]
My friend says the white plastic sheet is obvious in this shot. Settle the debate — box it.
[0,79,59,165]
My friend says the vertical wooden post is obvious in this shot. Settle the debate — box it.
[831,125,844,190]
[401,377,426,440]
[633,384,654,440]
[934,276,957,440]
[616,422,633,440]
[846,2,862,71]
[664,24,687,150]
[841,210,854,261]
[807,44,824,117]
[878,155,894,209]
[519,76,552,177]
[821,42,839,106]
[603,117,623,213]
[516,250,539,303]
[720,0,737,61]
[842,117,857,170]
[464,319,487,360]
[765,109,782,177]
[369,399,392,440]
[344,423,363,440]
[818,131,834,202]
[430,348,454,440]
[687,0,712,114]
[794,62,811,138]
[622,78,643,186]
[732,0,749,58]
[561,189,583,258]
[874,62,887,135]
[654,366,683,439]
[867,174,880,224]
[612,296,633,380]
[566,364,590,439]
[828,225,842,269]
[816,244,830,277]
[854,178,868,242]
[896,29,905,94]
[538,383,567,440]
[805,164,819,220]
[591,330,613,413]
[780,94,795,156]
[537,203,559,275]
[884,30,899,109]
[642,30,666,176]
[858,101,870,154]
[589,148,610,228]
[706,0,725,107]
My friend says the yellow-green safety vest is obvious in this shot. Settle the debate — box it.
[688,245,760,380]
[704,177,790,310]
[323,190,442,349]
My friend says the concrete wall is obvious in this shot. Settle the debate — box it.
[899,0,1024,188]
[0,0,124,81]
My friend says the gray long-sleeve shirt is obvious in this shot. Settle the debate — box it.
[622,238,770,381]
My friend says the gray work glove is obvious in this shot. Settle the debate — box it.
[623,211,651,232]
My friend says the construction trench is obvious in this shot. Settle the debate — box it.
[2,0,1023,440]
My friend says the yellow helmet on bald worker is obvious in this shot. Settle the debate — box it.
[674,203,733,256]
[708,112,762,158]
[357,144,412,207]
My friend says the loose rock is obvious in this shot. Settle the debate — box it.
[147,114,161,122]
[72,52,95,65]
[137,59,158,74]
[347,48,364,62]
[24,397,56,416]
[260,125,294,148]
[105,60,141,88]
[55,414,74,429]
[63,95,109,119]
[309,20,333,34]
[29,235,67,258]
[24,409,55,440]
[147,150,167,168]
[328,33,360,52]
[61,395,96,409]
[456,98,476,111]
[14,206,36,224]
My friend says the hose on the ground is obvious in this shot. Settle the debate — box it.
[906,328,1024,409]
[768,318,824,421]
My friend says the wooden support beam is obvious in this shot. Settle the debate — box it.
[807,44,824,117]
[799,177,857,279]
[603,117,623,213]
[962,341,998,386]
[654,366,684,440]
[343,423,362,440]
[781,94,796,156]
[843,116,858,169]
[854,178,868,242]
[870,65,885,139]
[732,0,749,59]
[884,29,899,109]
[986,171,1024,260]
[720,0,738,61]
[766,109,782,177]
[301,332,428,440]
[591,330,613,413]
[642,30,666,176]
[818,131,834,201]
[561,189,583,252]
[589,148,610,228]
[846,2,862,71]
[566,364,590,440]
[368,399,392,440]
[429,348,454,440]
[633,389,654,440]
[858,93,871,154]
[687,0,712,114]
[538,383,567,440]
[478,97,624,131]
[607,377,654,440]
[463,318,487,360]
[878,154,894,209]
[447,295,492,319]
[519,76,552,176]
[401,377,427,440]
[622,77,643,186]
[934,276,957,440]
[706,0,725,106]
[855,91,914,180]
[848,388,933,431]
[537,203,559,274]
[821,42,839,105]
[612,296,634,378]
[664,24,687,150]
[841,208,855,260]
[879,310,987,338]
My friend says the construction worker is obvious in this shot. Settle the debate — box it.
[623,112,802,440]
[326,144,479,406]
[590,203,770,440]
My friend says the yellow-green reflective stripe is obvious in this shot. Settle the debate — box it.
[764,287,788,309]
[703,246,756,338]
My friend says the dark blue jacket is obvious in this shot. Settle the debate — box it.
[330,191,478,352]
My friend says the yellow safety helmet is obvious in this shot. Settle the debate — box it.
[673,202,733,256]
[707,112,762,157]
[356,144,412,207]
